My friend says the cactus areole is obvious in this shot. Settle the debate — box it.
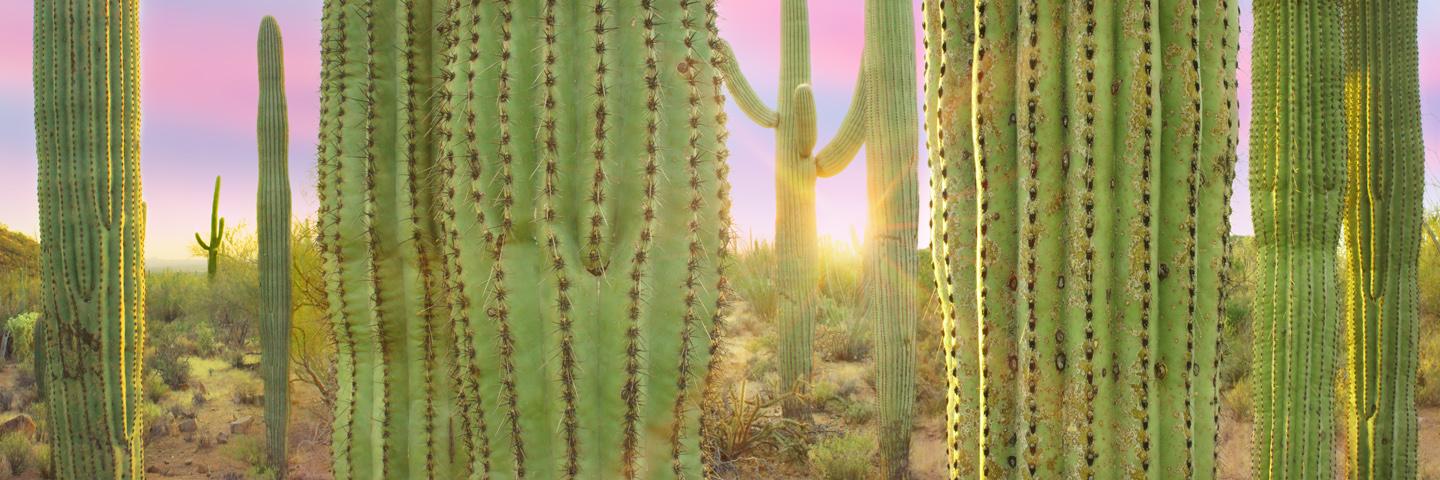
[317,1,734,478]
[33,0,148,478]
[926,0,1239,477]
[1343,0,1425,476]
[257,15,293,479]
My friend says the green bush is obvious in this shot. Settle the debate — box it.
[148,342,191,390]
[146,271,206,323]
[1419,316,1440,407]
[808,432,874,480]
[0,432,39,476]
[3,312,38,361]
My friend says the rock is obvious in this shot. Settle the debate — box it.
[197,464,208,474]
[184,459,193,466]
[184,432,194,443]
[177,418,198,433]
[146,419,170,440]
[0,414,37,440]
[146,465,166,475]
[229,416,254,434]
[216,431,230,445]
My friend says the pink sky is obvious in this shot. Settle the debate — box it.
[0,1,1437,260]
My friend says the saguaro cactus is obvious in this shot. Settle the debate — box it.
[718,0,866,418]
[257,15,292,478]
[926,0,1239,477]
[195,176,226,279]
[1250,1,1345,478]
[1343,0,1424,477]
[434,1,733,477]
[315,0,458,478]
[32,0,148,478]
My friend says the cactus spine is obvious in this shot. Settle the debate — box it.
[195,176,226,279]
[257,15,292,478]
[316,0,458,477]
[1342,0,1424,477]
[926,0,1238,477]
[718,0,867,419]
[1249,1,1345,478]
[435,1,732,477]
[32,0,148,478]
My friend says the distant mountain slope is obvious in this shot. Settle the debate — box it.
[0,226,39,275]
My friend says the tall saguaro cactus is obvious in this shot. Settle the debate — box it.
[926,0,1239,477]
[434,1,732,477]
[719,0,866,419]
[1250,1,1345,478]
[32,0,148,478]
[257,15,293,479]
[316,0,458,478]
[195,176,226,279]
[1342,0,1424,477]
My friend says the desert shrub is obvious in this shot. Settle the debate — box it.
[0,226,41,323]
[148,342,191,390]
[839,399,875,424]
[225,435,271,477]
[702,381,807,468]
[823,299,864,358]
[732,241,779,323]
[1419,316,1440,407]
[3,312,38,361]
[1223,380,1253,421]
[290,220,337,408]
[808,432,874,480]
[0,432,39,476]
[144,370,170,403]
[146,271,206,323]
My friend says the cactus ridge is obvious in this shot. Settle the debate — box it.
[929,0,1238,477]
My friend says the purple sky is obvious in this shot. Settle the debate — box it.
[0,1,1437,260]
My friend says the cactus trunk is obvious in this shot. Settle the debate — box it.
[1342,0,1424,477]
[434,1,732,477]
[257,15,292,478]
[32,0,148,478]
[1249,1,1346,478]
[316,0,459,477]
[318,1,734,478]
[196,176,225,279]
[927,0,1239,477]
[862,1,921,477]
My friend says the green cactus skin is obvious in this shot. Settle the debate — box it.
[1343,0,1424,477]
[257,15,293,479]
[316,0,460,478]
[195,176,226,280]
[32,0,147,478]
[718,0,867,420]
[432,1,733,477]
[1249,1,1345,478]
[860,1,922,477]
[927,0,1238,477]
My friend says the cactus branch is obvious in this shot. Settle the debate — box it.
[716,39,778,128]
[815,69,867,178]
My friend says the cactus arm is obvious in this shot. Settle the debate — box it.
[792,84,818,156]
[715,39,778,128]
[257,15,293,479]
[814,68,867,178]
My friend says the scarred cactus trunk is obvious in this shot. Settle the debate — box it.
[257,15,292,479]
[926,0,1238,477]
[434,1,733,477]
[1342,0,1424,477]
[32,0,147,478]
[1250,1,1345,478]
[316,0,459,477]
